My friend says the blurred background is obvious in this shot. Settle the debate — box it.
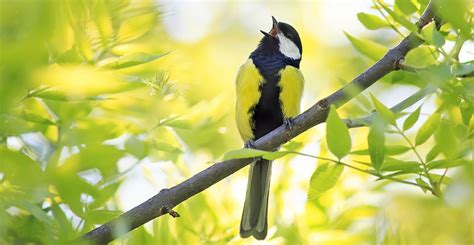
[0,0,472,244]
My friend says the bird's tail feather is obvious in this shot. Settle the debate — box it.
[240,159,272,240]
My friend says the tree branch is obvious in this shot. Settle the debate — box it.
[80,2,437,244]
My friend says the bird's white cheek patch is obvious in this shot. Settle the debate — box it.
[277,33,301,60]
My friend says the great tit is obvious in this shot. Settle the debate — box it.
[235,16,304,240]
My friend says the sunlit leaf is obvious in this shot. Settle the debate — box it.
[434,120,458,158]
[99,52,168,70]
[382,157,420,173]
[344,32,388,61]
[452,61,474,77]
[404,45,438,67]
[55,47,83,64]
[438,0,471,37]
[117,13,155,43]
[395,0,418,15]
[18,109,57,125]
[418,64,453,87]
[351,145,410,156]
[379,1,417,31]
[427,158,469,169]
[403,106,421,131]
[425,144,441,162]
[282,141,303,151]
[93,0,113,46]
[263,151,291,160]
[459,100,472,126]
[415,112,441,146]
[326,105,351,159]
[222,148,267,161]
[357,13,390,30]
[416,177,430,193]
[368,117,385,172]
[125,136,148,159]
[85,209,122,224]
[308,163,344,199]
[421,22,445,47]
[370,93,397,126]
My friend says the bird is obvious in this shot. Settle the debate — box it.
[235,16,304,240]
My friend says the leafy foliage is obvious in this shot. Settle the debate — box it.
[1,0,473,244]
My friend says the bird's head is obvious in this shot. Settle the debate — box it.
[260,16,302,60]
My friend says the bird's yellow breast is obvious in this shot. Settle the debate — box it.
[235,59,263,141]
[278,65,304,118]
[235,59,304,142]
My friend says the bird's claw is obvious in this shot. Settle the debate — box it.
[244,140,257,149]
[284,117,295,131]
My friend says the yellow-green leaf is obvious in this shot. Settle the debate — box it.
[415,112,441,146]
[344,32,388,61]
[368,117,386,172]
[326,105,351,159]
[403,106,421,131]
[370,93,396,126]
[357,13,390,30]
[117,13,155,43]
[421,21,445,47]
[223,148,267,161]
[99,52,168,69]
[395,0,418,15]
[308,163,344,199]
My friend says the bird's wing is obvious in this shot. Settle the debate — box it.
[279,65,305,118]
[235,59,263,142]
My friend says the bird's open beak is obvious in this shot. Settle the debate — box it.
[260,16,279,38]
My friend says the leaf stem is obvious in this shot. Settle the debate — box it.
[287,151,430,191]
[395,127,438,196]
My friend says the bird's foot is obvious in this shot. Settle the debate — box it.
[244,140,257,149]
[284,117,295,131]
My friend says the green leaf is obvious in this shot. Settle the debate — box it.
[421,21,445,47]
[418,63,453,87]
[370,93,397,126]
[19,109,57,125]
[368,117,385,172]
[344,32,388,61]
[357,13,390,30]
[100,52,168,70]
[416,177,430,193]
[379,1,417,31]
[125,136,148,159]
[415,112,441,146]
[382,157,420,173]
[395,0,418,15]
[93,0,113,46]
[263,151,291,160]
[386,145,411,155]
[427,158,469,169]
[403,106,421,131]
[86,209,122,224]
[222,148,267,161]
[459,100,472,126]
[452,61,474,77]
[117,13,155,43]
[55,46,83,64]
[351,145,410,156]
[326,105,351,159]
[404,45,438,67]
[282,141,303,151]
[425,144,441,162]
[308,163,344,199]
[434,120,458,158]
